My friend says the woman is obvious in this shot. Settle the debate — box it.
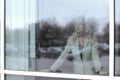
[42,20,108,75]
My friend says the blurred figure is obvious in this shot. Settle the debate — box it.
[41,19,108,75]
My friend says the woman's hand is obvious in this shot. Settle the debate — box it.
[67,54,74,61]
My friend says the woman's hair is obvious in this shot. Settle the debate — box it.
[69,18,97,42]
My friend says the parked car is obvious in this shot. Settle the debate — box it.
[37,47,64,58]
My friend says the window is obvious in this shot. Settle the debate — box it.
[0,0,118,80]
[5,0,109,75]
[115,0,120,76]
[0,0,1,69]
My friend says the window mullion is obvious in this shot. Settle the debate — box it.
[1,0,5,80]
[109,0,115,79]
[4,70,109,80]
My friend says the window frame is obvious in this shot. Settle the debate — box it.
[0,0,118,80]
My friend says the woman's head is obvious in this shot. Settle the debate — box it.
[75,20,85,35]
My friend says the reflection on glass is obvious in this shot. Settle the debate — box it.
[6,75,90,80]
[5,0,36,70]
[38,20,109,75]
[5,0,109,76]
[115,0,120,76]
[36,0,109,75]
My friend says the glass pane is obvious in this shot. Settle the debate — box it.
[115,0,120,76]
[5,0,109,76]
[0,3,1,69]
[6,75,90,80]
[5,0,36,70]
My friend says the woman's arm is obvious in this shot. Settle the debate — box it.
[49,37,72,72]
